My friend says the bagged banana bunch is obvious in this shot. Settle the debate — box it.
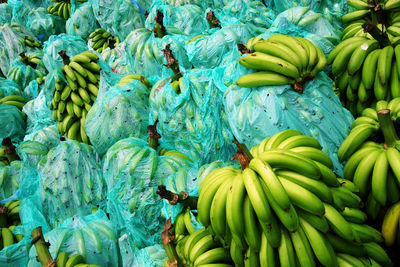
[123,11,191,83]
[145,0,207,37]
[84,76,151,156]
[150,68,236,166]
[26,7,66,42]
[66,3,100,40]
[120,243,167,267]
[37,139,106,227]
[46,0,87,20]
[27,210,119,267]
[101,42,130,75]
[90,0,146,41]
[0,23,42,76]
[218,42,353,175]
[0,161,22,200]
[0,104,26,141]
[87,28,121,54]
[42,34,88,73]
[0,3,12,24]
[103,135,192,248]
[164,0,228,9]
[185,13,259,69]
[18,125,60,168]
[0,78,22,97]
[7,55,46,91]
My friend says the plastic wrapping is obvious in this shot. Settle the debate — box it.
[26,7,66,42]
[0,161,22,201]
[218,47,354,175]
[0,104,26,141]
[27,210,119,267]
[66,3,100,40]
[0,4,12,24]
[84,79,150,156]
[185,24,257,69]
[0,78,22,97]
[90,0,146,40]
[101,43,131,75]
[37,139,106,227]
[119,238,167,267]
[145,1,207,37]
[103,137,191,248]
[123,28,191,84]
[7,59,41,90]
[24,80,41,100]
[42,34,88,73]
[0,228,30,267]
[164,0,228,9]
[150,69,236,166]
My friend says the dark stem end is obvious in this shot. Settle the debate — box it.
[378,109,399,147]
[231,139,253,170]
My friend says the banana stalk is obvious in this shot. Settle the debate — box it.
[148,120,161,150]
[0,206,7,228]
[162,44,182,81]
[363,22,392,48]
[1,138,20,163]
[378,109,399,147]
[31,227,56,267]
[156,185,198,209]
[58,50,70,66]
[152,10,167,38]
[161,218,182,267]
[206,10,221,29]
[232,139,253,170]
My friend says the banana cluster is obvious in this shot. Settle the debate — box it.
[0,95,27,121]
[7,55,46,89]
[0,200,24,250]
[56,252,100,267]
[51,51,101,144]
[23,36,41,49]
[89,28,120,53]
[338,98,400,210]
[195,130,391,266]
[237,34,327,93]
[117,73,152,89]
[47,0,86,20]
[329,36,400,115]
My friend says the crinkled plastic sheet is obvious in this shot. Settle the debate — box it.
[7,59,41,90]
[37,139,106,227]
[0,23,41,76]
[0,78,22,97]
[164,0,228,9]
[101,43,131,75]
[66,3,100,40]
[0,4,12,24]
[185,23,258,69]
[0,161,22,200]
[217,48,354,176]
[0,104,26,141]
[103,137,191,248]
[42,34,88,73]
[26,7,66,42]
[150,69,236,166]
[27,210,119,267]
[145,1,207,37]
[119,238,167,267]
[123,28,191,84]
[84,79,150,156]
[24,80,41,100]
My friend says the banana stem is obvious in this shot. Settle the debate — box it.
[1,138,20,162]
[162,44,182,81]
[19,52,37,69]
[161,218,181,267]
[0,206,7,228]
[378,109,399,147]
[148,120,161,150]
[58,50,70,65]
[206,11,221,29]
[152,10,167,38]
[31,227,56,267]
[232,139,253,170]
[156,185,198,209]
[362,22,391,48]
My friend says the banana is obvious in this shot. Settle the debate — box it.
[56,251,69,267]
[365,193,381,221]
[385,0,400,10]
[350,222,383,243]
[363,242,392,265]
[289,146,333,169]
[239,52,300,79]
[2,228,14,248]
[236,71,294,87]
[71,54,91,64]
[342,10,370,23]
[78,88,91,104]
[378,45,394,86]
[290,225,316,267]
[298,13,323,27]
[243,195,262,251]
[183,229,208,262]
[382,201,400,246]
[259,232,277,267]
[65,254,84,267]
[63,65,76,81]
[351,116,379,128]
[249,158,291,211]
[371,150,389,206]
[244,247,259,267]
[182,209,195,235]
[297,209,329,233]
[264,129,303,150]
[189,233,219,263]
[277,135,322,150]
[330,186,362,208]
[341,207,367,223]
[226,173,245,237]
[352,148,382,196]
[337,124,379,162]
[387,147,400,185]
[0,95,27,104]
[347,39,378,75]
[337,254,365,267]
[278,226,296,267]
[326,233,366,257]
[210,177,233,238]
[323,203,354,241]
[343,145,381,180]
[193,247,231,265]
[331,39,368,75]
[67,120,80,140]
[374,66,389,100]
[348,0,370,9]
[87,83,99,97]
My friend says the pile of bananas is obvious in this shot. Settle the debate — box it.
[89,28,120,53]
[191,130,390,266]
[237,34,327,93]
[47,0,87,20]
[0,200,24,250]
[51,50,101,144]
[23,36,41,49]
[338,98,400,210]
[55,253,100,267]
[0,95,27,113]
[7,53,46,89]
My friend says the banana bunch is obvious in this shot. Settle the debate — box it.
[118,73,152,89]
[23,36,41,49]
[197,129,391,266]
[338,98,400,209]
[47,0,87,20]
[0,200,24,250]
[172,208,197,243]
[328,36,400,115]
[173,228,233,266]
[55,252,100,267]
[89,28,120,53]
[237,34,327,93]
[0,95,27,112]
[51,51,102,144]
[7,54,46,89]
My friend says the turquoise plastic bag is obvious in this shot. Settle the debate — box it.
[66,3,100,40]
[103,137,192,248]
[0,4,12,24]
[0,104,26,141]
[0,78,22,97]
[119,240,167,267]
[26,7,66,42]
[84,79,150,156]
[27,210,119,267]
[164,0,228,9]
[149,69,236,166]
[37,139,106,227]
[0,161,23,200]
